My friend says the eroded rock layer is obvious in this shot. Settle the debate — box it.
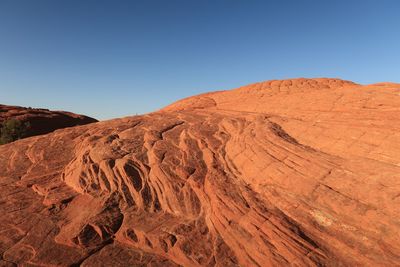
[0,78,399,266]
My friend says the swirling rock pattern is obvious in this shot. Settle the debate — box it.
[0,78,399,266]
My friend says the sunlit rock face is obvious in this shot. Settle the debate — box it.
[1,78,399,266]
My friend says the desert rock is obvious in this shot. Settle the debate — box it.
[0,104,97,142]
[0,78,399,266]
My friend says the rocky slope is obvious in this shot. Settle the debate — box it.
[0,78,399,266]
[0,104,97,141]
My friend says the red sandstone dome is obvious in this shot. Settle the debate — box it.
[0,78,399,266]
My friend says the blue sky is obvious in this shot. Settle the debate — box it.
[0,0,399,120]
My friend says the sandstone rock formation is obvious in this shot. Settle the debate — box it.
[0,104,97,142]
[0,78,399,266]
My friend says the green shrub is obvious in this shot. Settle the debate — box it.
[0,119,30,145]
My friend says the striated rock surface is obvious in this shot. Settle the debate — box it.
[0,78,399,266]
[0,104,97,141]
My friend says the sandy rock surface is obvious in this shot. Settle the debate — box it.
[0,78,399,266]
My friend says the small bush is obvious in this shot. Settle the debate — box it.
[0,119,30,145]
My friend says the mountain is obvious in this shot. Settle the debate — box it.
[0,78,399,266]
[0,104,97,144]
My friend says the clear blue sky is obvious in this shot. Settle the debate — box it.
[0,0,399,120]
